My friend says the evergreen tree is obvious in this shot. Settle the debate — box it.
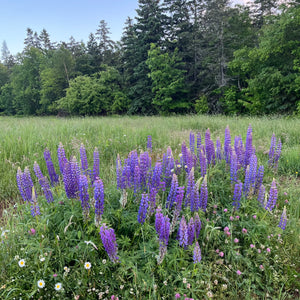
[128,0,165,114]
[146,43,189,113]
[96,20,116,65]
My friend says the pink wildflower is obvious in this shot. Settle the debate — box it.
[250,244,255,248]
[237,270,242,275]
[266,248,271,253]
[253,215,257,219]
[234,238,239,243]
[242,228,247,234]
[224,208,228,212]
[175,294,181,299]
[219,252,224,257]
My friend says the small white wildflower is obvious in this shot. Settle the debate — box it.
[183,278,187,284]
[163,280,167,286]
[84,262,91,270]
[18,259,25,268]
[102,259,107,264]
[207,291,213,298]
[37,279,45,289]
[120,285,124,290]
[54,283,62,291]
[40,257,45,262]
[14,255,19,260]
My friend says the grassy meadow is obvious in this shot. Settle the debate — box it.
[1,115,300,299]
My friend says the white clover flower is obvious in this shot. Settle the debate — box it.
[14,255,19,260]
[18,259,25,267]
[102,259,106,264]
[40,257,45,262]
[84,262,91,270]
[55,282,62,291]
[37,279,45,289]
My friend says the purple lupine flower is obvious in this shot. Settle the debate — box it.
[140,151,151,188]
[129,150,139,184]
[234,135,244,170]
[230,150,238,184]
[92,147,100,183]
[44,149,59,186]
[278,206,287,230]
[191,182,200,212]
[274,139,282,170]
[116,154,122,190]
[147,135,152,152]
[233,181,243,210]
[63,157,80,199]
[30,186,41,217]
[257,184,266,206]
[179,216,188,248]
[23,167,34,202]
[57,142,68,174]
[268,133,276,167]
[224,125,231,163]
[33,162,54,203]
[193,241,202,263]
[205,129,215,165]
[243,165,251,198]
[194,213,201,239]
[196,132,202,157]
[80,143,89,175]
[249,154,257,188]
[100,224,119,263]
[244,125,253,168]
[121,163,130,189]
[166,174,178,210]
[155,208,170,263]
[216,137,222,161]
[200,176,208,212]
[188,217,195,245]
[79,174,90,220]
[133,165,141,195]
[170,186,185,232]
[199,145,207,177]
[185,169,195,207]
[138,193,149,224]
[254,165,264,194]
[151,162,162,191]
[94,178,104,225]
[265,179,278,211]
[17,168,28,202]
[189,131,195,153]
[205,128,211,157]
[181,141,188,171]
[149,187,158,216]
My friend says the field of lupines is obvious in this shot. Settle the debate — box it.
[0,116,300,299]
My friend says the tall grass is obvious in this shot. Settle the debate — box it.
[1,115,300,202]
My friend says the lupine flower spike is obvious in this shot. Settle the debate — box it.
[193,241,202,263]
[265,178,278,211]
[79,174,90,220]
[278,206,287,230]
[94,178,104,226]
[100,224,119,263]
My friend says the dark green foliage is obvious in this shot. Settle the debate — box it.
[0,1,299,116]
[229,4,300,114]
[58,66,129,115]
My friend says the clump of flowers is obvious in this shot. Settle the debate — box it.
[100,224,119,263]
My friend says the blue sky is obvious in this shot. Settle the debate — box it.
[0,0,245,55]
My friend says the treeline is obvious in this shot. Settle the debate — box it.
[0,0,299,116]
